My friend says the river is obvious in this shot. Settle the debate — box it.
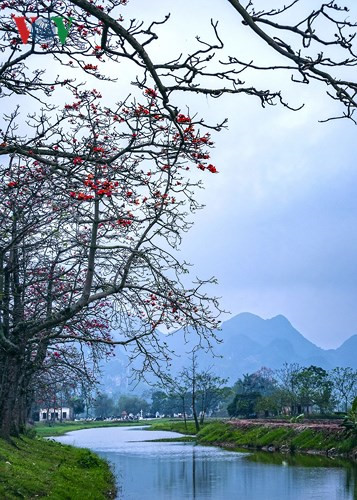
[54,426,357,499]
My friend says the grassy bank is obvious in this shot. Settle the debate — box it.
[35,419,146,437]
[150,419,357,458]
[148,420,200,435]
[0,435,115,499]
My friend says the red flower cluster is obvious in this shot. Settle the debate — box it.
[145,88,158,98]
[73,156,83,165]
[192,133,212,145]
[117,219,132,227]
[7,181,17,188]
[192,152,210,160]
[65,101,81,110]
[177,114,191,123]
[70,191,94,201]
[197,163,218,173]
[135,105,150,116]
[84,64,98,70]
[83,174,118,197]
[92,145,105,153]
[96,181,114,196]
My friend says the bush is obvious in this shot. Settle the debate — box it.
[342,397,357,434]
[77,450,101,468]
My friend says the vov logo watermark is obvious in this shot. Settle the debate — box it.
[14,16,73,45]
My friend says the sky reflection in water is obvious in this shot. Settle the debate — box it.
[54,426,356,500]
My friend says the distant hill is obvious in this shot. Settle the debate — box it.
[100,312,357,391]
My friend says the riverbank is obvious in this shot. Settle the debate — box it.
[0,435,116,499]
[150,419,357,459]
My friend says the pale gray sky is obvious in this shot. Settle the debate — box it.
[121,0,357,348]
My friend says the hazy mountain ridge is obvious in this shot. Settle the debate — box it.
[209,312,357,379]
[100,312,357,391]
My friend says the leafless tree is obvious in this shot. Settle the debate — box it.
[331,367,357,412]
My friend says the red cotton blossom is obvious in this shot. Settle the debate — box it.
[207,164,218,173]
[7,181,17,188]
[69,191,94,201]
[177,114,191,123]
[145,88,158,98]
[83,64,98,71]
[73,156,83,165]
[117,219,132,227]
[82,175,116,197]
[135,105,150,116]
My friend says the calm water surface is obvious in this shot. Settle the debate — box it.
[54,426,357,500]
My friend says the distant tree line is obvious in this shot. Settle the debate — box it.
[227,364,357,418]
[72,362,357,423]
[93,393,150,419]
[35,361,357,424]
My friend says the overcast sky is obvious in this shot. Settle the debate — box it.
[119,0,357,349]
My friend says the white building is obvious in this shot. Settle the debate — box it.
[39,407,73,422]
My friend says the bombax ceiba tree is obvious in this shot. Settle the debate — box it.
[0,0,356,439]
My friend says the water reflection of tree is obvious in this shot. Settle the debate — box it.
[192,447,196,499]
[192,446,214,498]
[345,462,357,500]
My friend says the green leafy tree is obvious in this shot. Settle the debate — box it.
[150,390,182,417]
[93,393,115,418]
[228,367,277,417]
[117,395,149,416]
[294,366,334,414]
[254,389,291,417]
[342,397,357,434]
[70,396,86,418]
[227,392,261,418]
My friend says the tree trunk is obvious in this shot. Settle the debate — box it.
[0,355,23,439]
[192,387,200,433]
[0,348,33,440]
[191,352,200,433]
[182,397,187,431]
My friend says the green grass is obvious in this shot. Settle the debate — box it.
[144,436,196,443]
[35,419,147,437]
[196,421,357,454]
[149,420,357,455]
[0,436,116,499]
[148,419,200,435]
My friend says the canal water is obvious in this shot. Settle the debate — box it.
[54,426,357,499]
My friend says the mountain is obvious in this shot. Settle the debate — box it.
[99,312,357,390]
[328,335,357,369]
[207,313,332,380]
